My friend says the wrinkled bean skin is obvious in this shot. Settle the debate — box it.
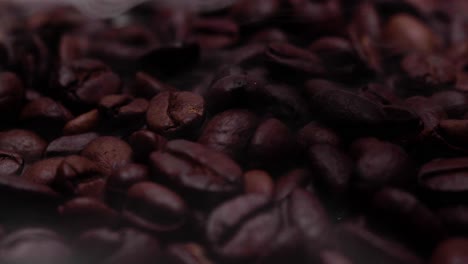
[146,91,206,138]
[150,140,243,201]
[81,136,133,175]
[198,109,258,162]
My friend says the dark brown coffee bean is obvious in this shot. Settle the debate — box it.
[384,13,440,54]
[431,91,468,118]
[431,239,468,264]
[297,122,341,150]
[0,129,47,163]
[274,169,312,201]
[198,109,258,162]
[75,228,161,264]
[22,157,64,186]
[371,188,445,247]
[334,222,424,264]
[58,197,119,231]
[249,28,288,43]
[164,243,214,264]
[128,130,166,162]
[123,182,188,233]
[350,138,415,194]
[206,194,280,261]
[230,0,280,25]
[81,136,133,175]
[0,150,23,176]
[150,140,243,197]
[146,91,205,138]
[318,250,354,264]
[191,18,239,49]
[63,109,100,135]
[20,97,73,138]
[404,96,445,132]
[204,74,263,113]
[244,170,274,198]
[56,59,121,109]
[435,119,468,147]
[0,229,72,264]
[306,79,385,130]
[106,163,149,209]
[0,72,24,120]
[98,94,149,127]
[281,189,330,245]
[287,0,344,35]
[248,118,296,169]
[308,144,353,197]
[418,157,468,204]
[400,54,455,95]
[54,155,106,198]
[266,43,326,77]
[45,132,99,157]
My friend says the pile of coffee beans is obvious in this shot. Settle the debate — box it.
[1,0,468,263]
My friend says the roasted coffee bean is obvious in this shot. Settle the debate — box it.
[431,239,468,264]
[297,122,341,150]
[58,197,119,231]
[150,140,243,198]
[371,188,445,247]
[164,243,214,264]
[306,79,385,130]
[98,94,148,127]
[191,18,239,49]
[22,157,64,186]
[0,150,23,176]
[63,109,100,135]
[54,155,106,198]
[266,43,326,77]
[198,109,258,162]
[75,228,161,264]
[230,0,280,25]
[400,54,456,95]
[418,157,468,204]
[106,163,149,209]
[244,170,274,198]
[281,189,331,245]
[248,118,297,169]
[45,132,99,157]
[0,72,24,120]
[81,136,133,175]
[0,229,72,264]
[204,74,263,113]
[123,182,188,233]
[206,194,281,261]
[146,91,205,138]
[308,144,353,197]
[0,129,47,163]
[128,130,166,162]
[56,59,121,109]
[274,169,312,201]
[20,97,73,138]
[384,13,441,54]
[350,138,415,194]
[334,222,424,264]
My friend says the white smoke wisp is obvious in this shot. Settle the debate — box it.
[9,0,238,18]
